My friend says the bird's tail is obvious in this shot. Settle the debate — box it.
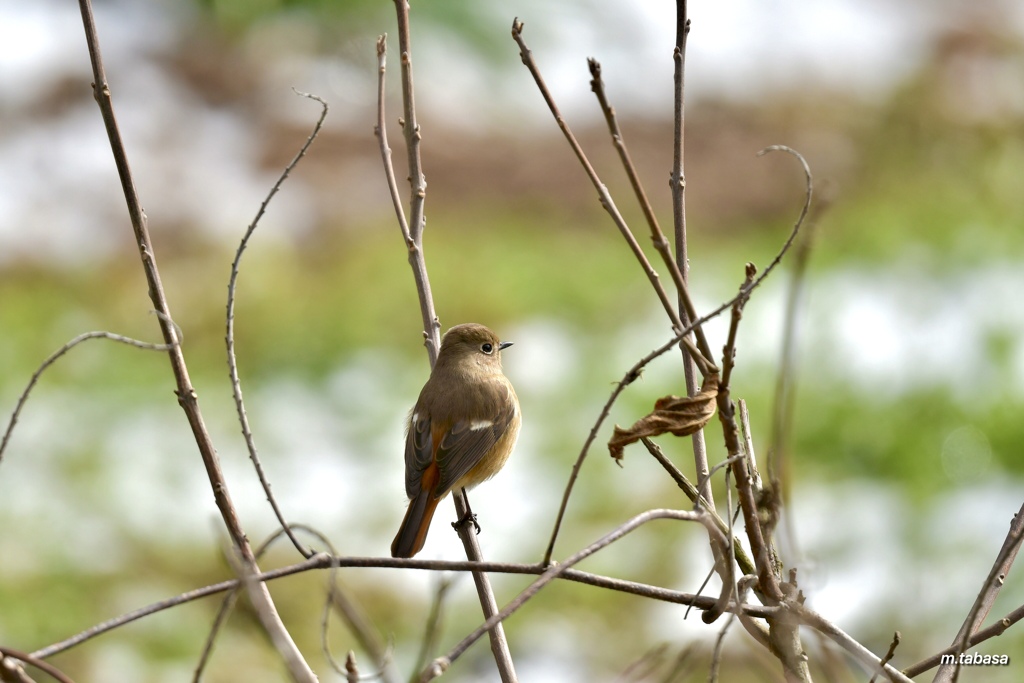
[391,490,442,558]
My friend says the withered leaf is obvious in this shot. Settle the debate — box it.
[608,374,719,462]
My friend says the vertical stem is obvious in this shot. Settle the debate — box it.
[393,0,440,361]
[670,1,714,509]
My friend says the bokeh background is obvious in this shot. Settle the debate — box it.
[2,0,1024,681]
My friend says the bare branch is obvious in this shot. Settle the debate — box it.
[587,57,712,367]
[510,20,687,344]
[33,549,781,664]
[383,5,512,679]
[665,0,718,521]
[374,35,412,245]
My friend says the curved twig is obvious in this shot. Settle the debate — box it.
[541,217,806,567]
[226,89,328,559]
[1,331,173,467]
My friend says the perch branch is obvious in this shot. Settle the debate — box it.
[383,5,513,679]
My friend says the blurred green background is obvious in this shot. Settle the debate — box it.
[2,0,1024,681]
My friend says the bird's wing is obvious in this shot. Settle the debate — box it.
[404,408,435,499]
[434,383,517,495]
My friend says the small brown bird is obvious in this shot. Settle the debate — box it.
[391,323,521,558]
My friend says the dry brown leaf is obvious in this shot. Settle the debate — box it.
[608,374,719,462]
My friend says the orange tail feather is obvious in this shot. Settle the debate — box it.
[391,491,443,558]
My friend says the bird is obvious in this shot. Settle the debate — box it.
[391,323,521,559]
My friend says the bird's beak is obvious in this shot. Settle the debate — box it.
[499,341,514,351]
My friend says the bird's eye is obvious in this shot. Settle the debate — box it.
[481,342,493,354]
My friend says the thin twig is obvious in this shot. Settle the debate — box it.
[76,3,313,678]
[767,191,827,569]
[0,331,172,467]
[717,272,785,611]
[375,35,411,245]
[0,648,73,683]
[412,574,454,680]
[640,438,756,577]
[193,543,242,681]
[417,509,733,683]
[226,90,327,560]
[737,400,761,490]
[586,58,712,364]
[707,612,736,683]
[868,631,900,683]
